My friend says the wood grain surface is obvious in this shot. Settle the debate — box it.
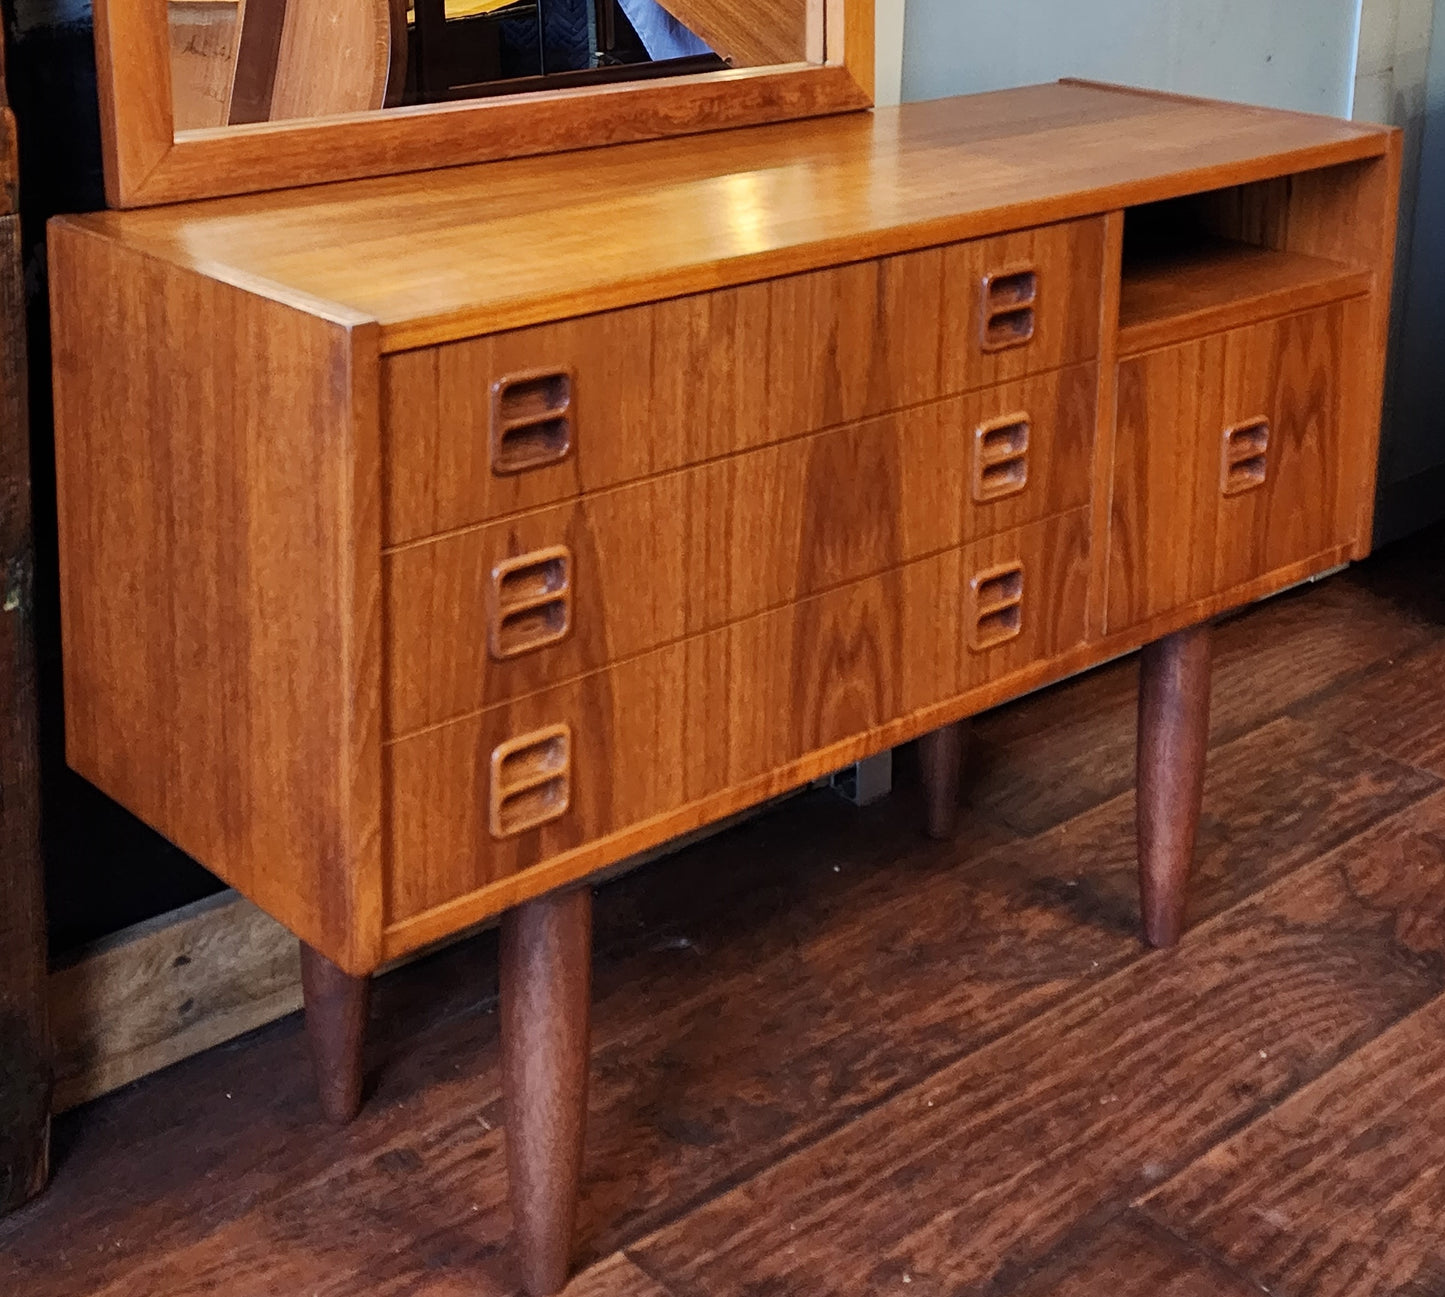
[561,1254,674,1297]
[48,82,1400,990]
[1144,792,1445,1297]
[1136,622,1212,947]
[1296,637,1445,777]
[385,509,1090,926]
[300,943,372,1124]
[1107,303,1356,634]
[380,225,1103,541]
[266,0,402,122]
[385,366,1097,733]
[1192,149,1403,561]
[968,572,1435,839]
[656,0,810,67]
[1118,238,1370,355]
[917,721,965,840]
[1002,1212,1263,1297]
[48,222,386,975]
[49,893,302,1113]
[631,775,1445,1294]
[168,0,241,131]
[501,888,593,1295]
[67,83,1392,343]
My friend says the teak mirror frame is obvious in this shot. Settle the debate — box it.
[95,0,874,207]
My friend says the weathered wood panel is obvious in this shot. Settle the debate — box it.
[0,50,47,1213]
[49,224,385,975]
[48,893,302,1113]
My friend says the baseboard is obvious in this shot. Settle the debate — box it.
[49,891,303,1112]
[47,796,797,1111]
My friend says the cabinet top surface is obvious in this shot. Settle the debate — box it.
[57,81,1391,351]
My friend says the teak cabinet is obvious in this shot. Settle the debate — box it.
[48,82,1400,1294]
[1110,303,1361,633]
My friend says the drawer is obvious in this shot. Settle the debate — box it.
[384,364,1098,736]
[384,508,1091,921]
[1107,300,1361,634]
[382,218,1106,543]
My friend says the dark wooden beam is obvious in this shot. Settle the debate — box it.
[0,28,49,1214]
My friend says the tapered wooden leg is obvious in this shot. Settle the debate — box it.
[1137,621,1213,948]
[501,887,593,1297]
[300,943,370,1124]
[918,721,967,840]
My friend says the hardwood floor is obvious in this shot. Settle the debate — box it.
[4,525,1444,1297]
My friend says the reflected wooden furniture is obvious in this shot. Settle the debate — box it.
[169,1,243,129]
[167,0,406,131]
[658,0,818,65]
[49,82,1399,1292]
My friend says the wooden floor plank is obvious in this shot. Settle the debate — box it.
[0,795,1081,1297]
[969,575,1434,836]
[631,789,1445,1297]
[568,719,1437,1257]
[999,1210,1263,1297]
[1145,952,1445,1291]
[957,716,1438,943]
[565,1255,675,1296]
[1290,637,1445,777]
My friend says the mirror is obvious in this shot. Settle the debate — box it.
[167,0,820,132]
[94,0,870,206]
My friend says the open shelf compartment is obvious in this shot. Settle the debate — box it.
[1118,183,1374,356]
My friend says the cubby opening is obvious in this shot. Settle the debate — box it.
[1118,172,1374,356]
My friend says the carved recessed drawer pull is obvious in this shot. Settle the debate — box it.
[1221,418,1270,496]
[980,266,1039,352]
[489,546,573,660]
[491,368,574,475]
[968,561,1026,652]
[490,724,572,839]
[973,412,1031,502]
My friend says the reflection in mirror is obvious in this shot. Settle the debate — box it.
[169,0,816,133]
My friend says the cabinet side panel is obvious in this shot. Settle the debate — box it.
[49,222,383,974]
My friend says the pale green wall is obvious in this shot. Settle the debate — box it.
[901,0,1362,115]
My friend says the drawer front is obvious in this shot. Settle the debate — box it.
[385,364,1097,736]
[1107,301,1358,634]
[382,218,1106,543]
[385,509,1090,921]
